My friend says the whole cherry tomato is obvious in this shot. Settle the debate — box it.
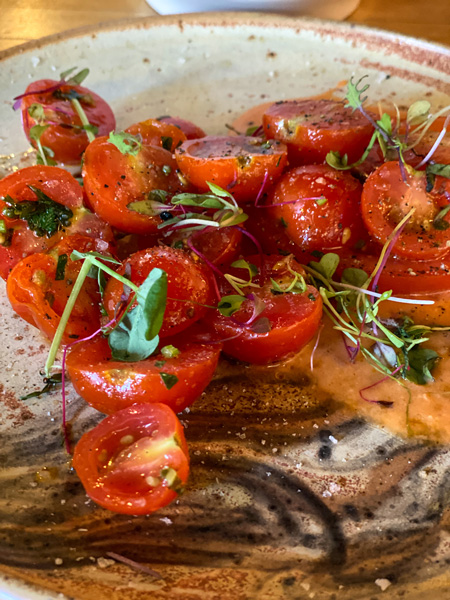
[103,247,216,338]
[0,165,113,280]
[82,136,189,234]
[158,116,206,140]
[66,336,221,414]
[268,165,366,253]
[73,403,190,515]
[126,118,187,152]
[205,255,323,364]
[175,135,288,203]
[6,234,107,343]
[20,78,115,164]
[361,161,450,260]
[263,98,374,166]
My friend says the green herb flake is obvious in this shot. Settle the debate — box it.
[280,217,288,229]
[55,254,68,281]
[161,136,173,151]
[20,373,62,400]
[3,188,73,238]
[161,345,180,359]
[154,360,166,368]
[160,372,179,390]
[315,197,328,207]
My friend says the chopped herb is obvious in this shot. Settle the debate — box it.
[432,204,450,230]
[161,136,173,151]
[315,197,328,206]
[160,372,179,390]
[55,253,68,281]
[280,217,288,228]
[161,345,180,359]
[154,360,166,368]
[162,165,172,175]
[3,187,73,238]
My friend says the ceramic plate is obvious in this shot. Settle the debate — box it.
[1,13,450,600]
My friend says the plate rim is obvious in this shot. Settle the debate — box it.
[0,11,449,66]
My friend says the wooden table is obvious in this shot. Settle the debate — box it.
[0,0,448,53]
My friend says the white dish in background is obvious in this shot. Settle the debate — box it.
[146,0,361,20]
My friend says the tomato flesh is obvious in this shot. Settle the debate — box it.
[361,161,450,260]
[126,118,187,152]
[263,99,374,166]
[66,336,221,414]
[72,403,189,515]
[175,135,288,203]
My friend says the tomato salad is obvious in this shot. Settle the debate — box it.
[3,69,450,515]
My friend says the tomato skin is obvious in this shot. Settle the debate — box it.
[269,165,366,253]
[338,250,450,295]
[206,255,323,364]
[158,116,206,140]
[66,336,221,414]
[103,247,216,338]
[263,99,374,166]
[175,135,288,203]
[6,235,105,343]
[0,166,114,280]
[82,136,189,234]
[361,161,450,260]
[126,118,187,152]
[21,79,115,164]
[72,403,189,515]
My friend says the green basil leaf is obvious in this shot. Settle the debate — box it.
[405,348,440,385]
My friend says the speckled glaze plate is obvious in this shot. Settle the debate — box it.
[1,13,450,600]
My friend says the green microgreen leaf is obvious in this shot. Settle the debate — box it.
[250,317,271,334]
[28,103,46,122]
[432,204,450,230]
[60,67,89,86]
[217,294,246,316]
[309,253,340,281]
[341,267,368,288]
[407,100,431,126]
[107,268,167,362]
[345,75,370,112]
[0,219,6,234]
[20,373,63,400]
[404,348,440,385]
[2,188,73,238]
[159,372,179,390]
[316,197,328,207]
[245,125,260,136]
[108,131,142,156]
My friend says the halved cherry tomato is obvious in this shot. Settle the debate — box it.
[169,226,243,268]
[103,247,215,338]
[0,165,113,280]
[338,250,450,295]
[205,255,323,364]
[72,403,190,515]
[20,78,115,164]
[263,99,374,166]
[126,118,187,152]
[66,336,221,414]
[361,161,450,260]
[175,135,288,203]
[268,165,366,253]
[82,136,189,234]
[158,116,206,140]
[6,235,105,343]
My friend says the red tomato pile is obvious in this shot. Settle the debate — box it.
[2,72,449,515]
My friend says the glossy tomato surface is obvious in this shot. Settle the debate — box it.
[20,78,115,164]
[66,336,221,414]
[126,118,187,152]
[103,246,216,338]
[263,98,374,166]
[82,136,188,234]
[73,403,190,515]
[175,135,288,203]
[361,161,450,260]
[269,164,366,253]
[6,235,105,343]
[206,255,323,364]
[158,116,206,140]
